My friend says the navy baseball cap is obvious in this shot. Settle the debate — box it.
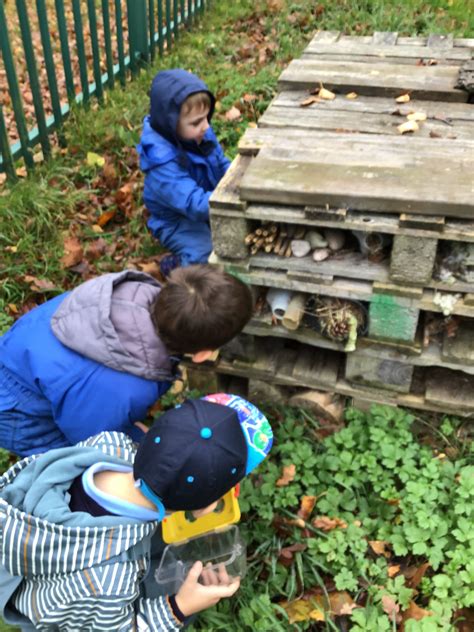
[133,395,273,517]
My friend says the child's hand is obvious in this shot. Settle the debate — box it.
[175,561,240,617]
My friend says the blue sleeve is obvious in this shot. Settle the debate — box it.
[47,367,171,444]
[146,161,211,223]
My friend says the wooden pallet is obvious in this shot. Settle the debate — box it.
[207,31,474,416]
[183,337,474,415]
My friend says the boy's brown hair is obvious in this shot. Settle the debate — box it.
[181,91,212,116]
[153,265,253,354]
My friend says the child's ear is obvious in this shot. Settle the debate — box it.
[191,350,215,363]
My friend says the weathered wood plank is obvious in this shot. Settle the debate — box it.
[441,320,474,366]
[244,203,474,242]
[209,154,251,211]
[239,145,474,218]
[311,30,341,43]
[425,367,474,411]
[303,41,469,62]
[249,251,390,283]
[399,214,445,231]
[373,31,398,46]
[258,105,474,139]
[238,128,474,162]
[211,358,474,415]
[271,89,474,121]
[278,59,468,102]
[301,52,466,66]
[427,33,454,49]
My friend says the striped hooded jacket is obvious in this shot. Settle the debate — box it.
[0,432,182,631]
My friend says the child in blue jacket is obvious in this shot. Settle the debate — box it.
[137,68,231,274]
[0,266,253,457]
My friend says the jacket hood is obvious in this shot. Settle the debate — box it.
[149,68,216,147]
[0,435,156,577]
[51,270,173,381]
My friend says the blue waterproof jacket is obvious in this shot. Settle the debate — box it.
[0,272,174,456]
[137,69,230,263]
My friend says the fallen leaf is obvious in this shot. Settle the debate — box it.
[388,564,401,578]
[267,0,284,10]
[91,224,104,233]
[396,93,411,103]
[312,516,348,531]
[280,598,325,624]
[86,238,108,261]
[86,151,105,167]
[7,303,19,314]
[297,495,317,521]
[402,601,433,623]
[398,120,419,134]
[137,260,162,277]
[329,591,357,616]
[242,93,257,102]
[278,542,307,566]
[61,236,84,268]
[247,122,258,128]
[225,106,242,122]
[97,209,117,227]
[5,245,18,253]
[407,562,430,589]
[23,275,56,292]
[115,182,135,217]
[369,540,391,557]
[276,464,296,487]
[102,161,118,186]
[382,595,402,623]
[318,87,336,100]
[407,111,427,122]
[345,92,358,99]
[300,96,320,107]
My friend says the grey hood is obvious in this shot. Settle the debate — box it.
[51,270,173,381]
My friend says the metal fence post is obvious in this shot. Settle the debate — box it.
[127,0,149,74]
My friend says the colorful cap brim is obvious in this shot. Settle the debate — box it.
[203,394,273,474]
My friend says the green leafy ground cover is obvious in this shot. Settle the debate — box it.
[0,1,472,630]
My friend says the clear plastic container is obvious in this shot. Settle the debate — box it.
[154,525,246,594]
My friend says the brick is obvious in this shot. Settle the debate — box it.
[345,352,414,393]
[369,292,420,342]
[390,235,437,285]
[210,213,250,260]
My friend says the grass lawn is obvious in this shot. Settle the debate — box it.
[0,1,472,631]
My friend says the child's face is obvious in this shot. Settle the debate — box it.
[177,104,210,144]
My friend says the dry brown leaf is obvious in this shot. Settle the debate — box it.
[300,96,320,107]
[345,92,358,99]
[318,87,336,100]
[407,562,430,589]
[86,238,108,261]
[267,0,285,11]
[7,303,18,314]
[407,111,427,122]
[91,224,104,234]
[23,275,56,292]
[225,106,242,122]
[297,495,317,521]
[398,120,419,134]
[312,516,348,531]
[369,540,391,557]
[382,595,402,623]
[396,93,411,103]
[402,601,433,623]
[388,564,401,578]
[276,464,296,487]
[97,209,117,227]
[329,591,357,616]
[61,237,84,268]
[137,260,162,277]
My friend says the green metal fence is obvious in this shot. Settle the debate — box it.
[0,0,209,181]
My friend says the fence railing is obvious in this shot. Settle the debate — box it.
[0,0,209,180]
